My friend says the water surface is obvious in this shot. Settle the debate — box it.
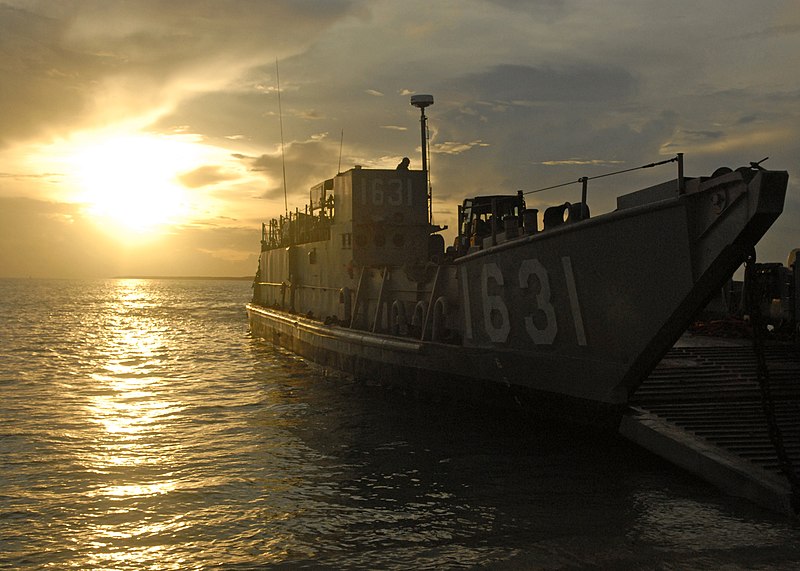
[1,278,798,569]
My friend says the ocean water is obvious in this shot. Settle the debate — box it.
[1,278,798,570]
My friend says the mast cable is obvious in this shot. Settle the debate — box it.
[522,155,680,196]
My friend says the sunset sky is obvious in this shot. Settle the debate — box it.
[1,0,798,278]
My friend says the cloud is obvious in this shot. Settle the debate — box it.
[433,140,490,155]
[452,63,637,104]
[0,171,64,181]
[1,0,799,277]
[483,0,566,18]
[178,165,237,189]
[736,23,800,40]
[0,1,358,148]
[539,159,625,166]
[251,135,343,199]
[661,125,796,157]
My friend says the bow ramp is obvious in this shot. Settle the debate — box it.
[621,336,800,516]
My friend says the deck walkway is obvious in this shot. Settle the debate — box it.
[620,336,800,516]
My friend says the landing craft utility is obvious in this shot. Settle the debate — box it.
[247,96,788,427]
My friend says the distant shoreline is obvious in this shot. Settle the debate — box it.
[111,276,252,281]
[2,276,254,281]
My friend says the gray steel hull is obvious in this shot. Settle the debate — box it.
[247,303,625,426]
[248,168,788,426]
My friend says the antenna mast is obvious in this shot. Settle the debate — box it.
[410,94,434,224]
[337,129,344,174]
[276,59,288,216]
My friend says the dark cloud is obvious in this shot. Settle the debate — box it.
[422,61,656,201]
[483,0,566,19]
[251,136,345,199]
[425,96,679,218]
[736,23,800,40]
[737,115,759,125]
[454,63,637,104]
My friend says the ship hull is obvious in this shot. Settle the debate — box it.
[246,303,625,426]
[247,166,787,428]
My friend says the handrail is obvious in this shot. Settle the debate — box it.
[522,153,683,198]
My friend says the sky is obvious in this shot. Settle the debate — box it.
[1,0,798,278]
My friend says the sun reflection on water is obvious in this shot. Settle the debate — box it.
[80,280,188,566]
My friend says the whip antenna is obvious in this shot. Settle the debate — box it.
[338,129,344,174]
[276,58,288,216]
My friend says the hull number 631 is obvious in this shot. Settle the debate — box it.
[460,257,587,346]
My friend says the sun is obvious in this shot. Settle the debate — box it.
[69,132,204,233]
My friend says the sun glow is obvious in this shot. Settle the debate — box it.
[69,132,207,233]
